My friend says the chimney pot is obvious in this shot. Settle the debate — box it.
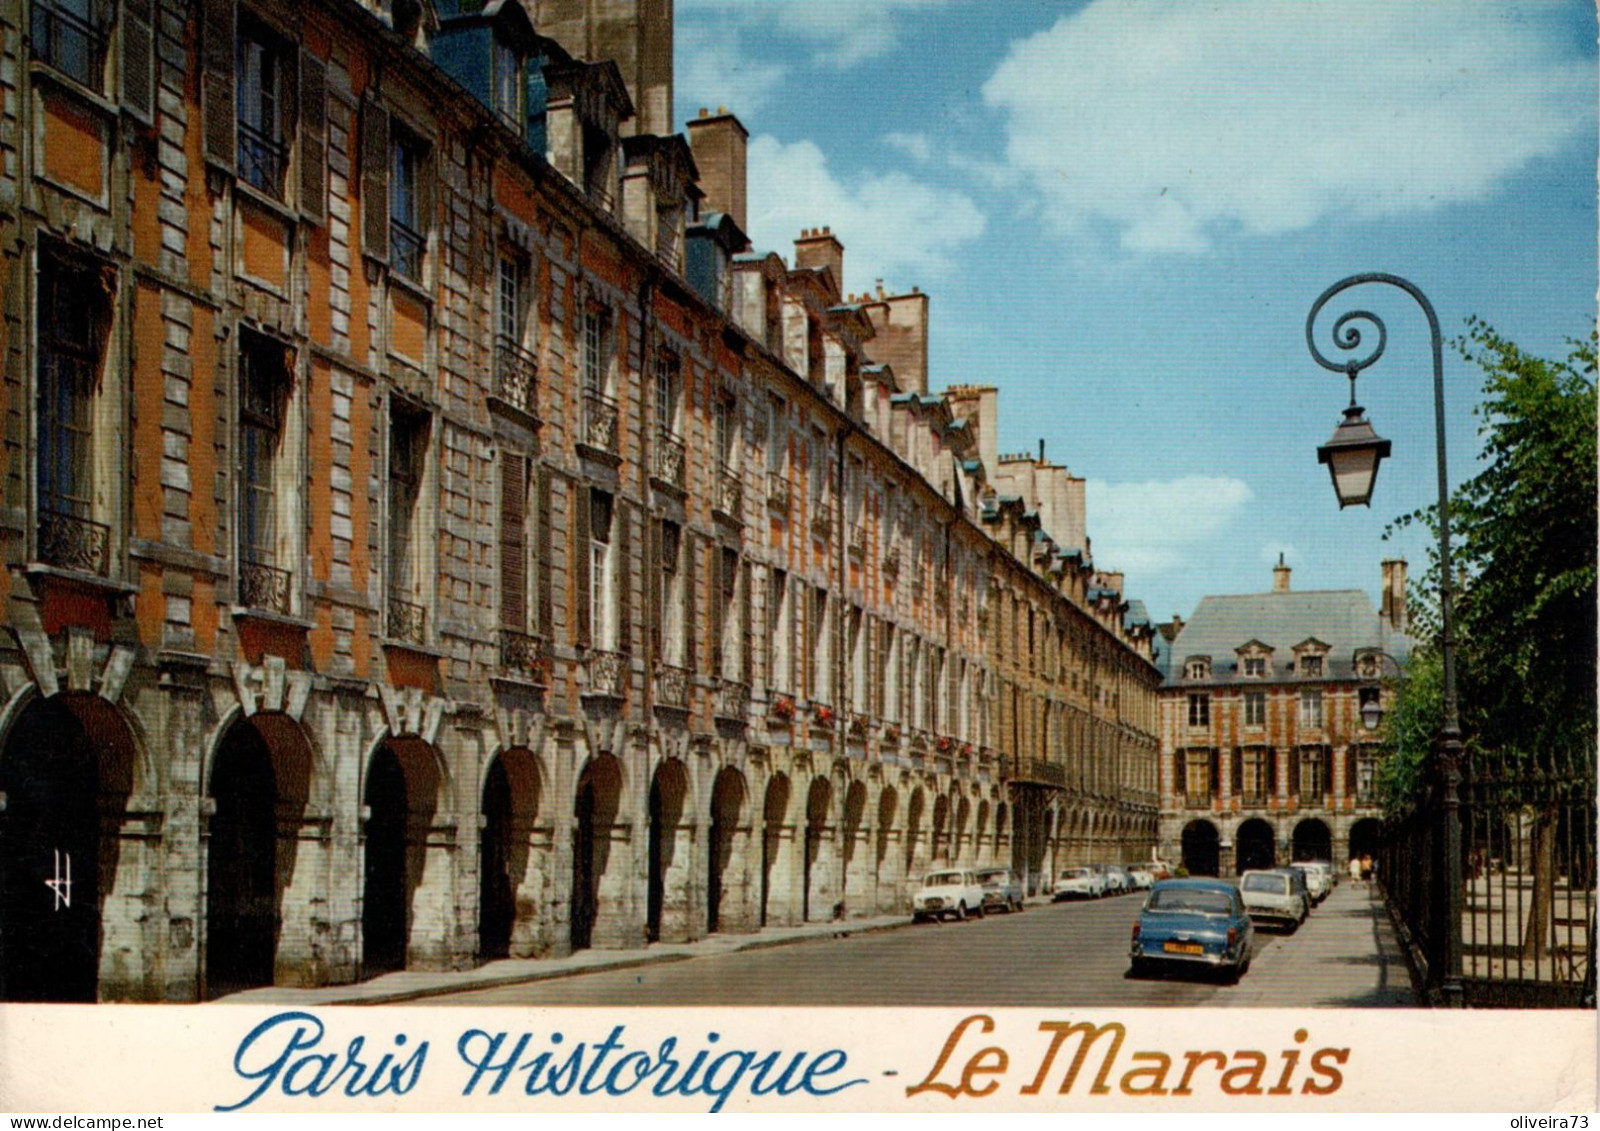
[699,107,709,117]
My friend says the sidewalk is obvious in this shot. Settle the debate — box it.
[221,904,940,1006]
[1224,880,1420,1006]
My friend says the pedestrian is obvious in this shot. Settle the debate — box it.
[1349,855,1362,885]
[1360,853,1373,884]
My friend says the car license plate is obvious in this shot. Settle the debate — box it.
[1163,941,1204,955]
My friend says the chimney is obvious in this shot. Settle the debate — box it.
[862,286,930,394]
[685,107,748,234]
[794,227,845,297]
[1273,552,1291,593]
[1381,558,1408,634]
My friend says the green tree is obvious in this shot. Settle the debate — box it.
[1382,321,1596,957]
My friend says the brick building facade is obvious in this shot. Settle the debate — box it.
[0,0,1158,1002]
[1157,559,1411,877]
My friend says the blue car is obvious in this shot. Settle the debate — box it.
[1128,878,1254,982]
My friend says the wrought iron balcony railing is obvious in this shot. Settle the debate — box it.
[387,597,427,645]
[499,629,549,684]
[714,464,742,520]
[653,429,686,488]
[494,336,538,418]
[239,559,292,615]
[584,648,627,698]
[31,1,107,89]
[810,509,832,541]
[37,508,110,576]
[583,390,620,454]
[846,522,866,557]
[765,471,791,514]
[882,547,901,577]
[238,119,288,199]
[714,679,749,721]
[654,663,691,709]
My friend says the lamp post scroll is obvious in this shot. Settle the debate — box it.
[1305,272,1464,1007]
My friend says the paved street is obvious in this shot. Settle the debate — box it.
[405,881,1413,1008]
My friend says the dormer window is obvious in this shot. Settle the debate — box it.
[1301,655,1323,678]
[1243,655,1266,678]
[1184,658,1210,681]
[493,37,525,134]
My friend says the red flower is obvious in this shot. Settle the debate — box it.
[815,705,835,724]
[772,697,795,720]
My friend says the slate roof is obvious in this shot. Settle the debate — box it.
[1162,589,1413,689]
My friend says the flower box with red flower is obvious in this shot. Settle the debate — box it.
[814,704,835,726]
[882,723,901,743]
[935,735,955,753]
[771,697,795,722]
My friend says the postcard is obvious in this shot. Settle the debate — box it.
[0,0,1593,1117]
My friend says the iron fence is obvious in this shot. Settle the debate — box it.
[1380,748,1596,1007]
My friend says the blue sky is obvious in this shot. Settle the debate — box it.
[674,0,1597,625]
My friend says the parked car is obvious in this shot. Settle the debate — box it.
[1102,865,1133,895]
[1129,878,1254,982]
[975,867,1025,913]
[1298,860,1335,902]
[1124,864,1156,890]
[1053,866,1105,900]
[912,869,986,923]
[1239,868,1309,929]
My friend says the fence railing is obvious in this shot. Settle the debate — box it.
[1380,749,1596,1008]
[494,336,538,418]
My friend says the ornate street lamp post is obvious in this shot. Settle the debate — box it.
[1305,273,1464,1007]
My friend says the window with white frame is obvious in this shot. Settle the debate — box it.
[657,519,683,664]
[1187,693,1210,728]
[1301,653,1324,678]
[238,330,294,611]
[1244,690,1266,728]
[389,125,427,281]
[588,489,616,648]
[237,16,290,198]
[492,35,525,134]
[1243,654,1266,678]
[770,568,791,692]
[1299,689,1323,728]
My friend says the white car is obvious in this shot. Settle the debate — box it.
[1298,861,1335,902]
[1053,866,1106,900]
[1239,869,1309,929]
[1124,864,1156,890]
[912,869,986,922]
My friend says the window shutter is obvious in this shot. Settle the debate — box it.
[683,532,697,673]
[615,499,631,654]
[1209,749,1220,796]
[121,0,155,125]
[1231,747,1243,795]
[1288,748,1301,800]
[573,485,591,648]
[1174,748,1187,796]
[708,542,723,678]
[360,98,390,261]
[498,454,527,630]
[647,519,661,662]
[1268,747,1278,796]
[201,0,236,170]
[536,468,551,634]
[298,49,328,225]
[740,560,753,687]
[1346,745,1358,797]
[1323,746,1334,800]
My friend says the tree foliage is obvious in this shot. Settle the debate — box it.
[1381,321,1597,805]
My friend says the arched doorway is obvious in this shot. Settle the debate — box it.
[904,788,926,883]
[363,738,441,975]
[1348,817,1383,864]
[840,780,867,916]
[1236,818,1276,874]
[802,777,832,921]
[571,753,623,952]
[994,802,1009,869]
[1293,818,1332,863]
[207,720,278,996]
[0,695,133,1002]
[707,767,746,934]
[874,786,899,912]
[759,773,790,927]
[1181,819,1220,877]
[953,795,971,865]
[646,759,689,943]
[479,747,541,960]
[931,794,950,864]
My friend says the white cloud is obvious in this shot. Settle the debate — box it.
[983,2,1592,254]
[675,22,789,121]
[679,0,955,69]
[1085,476,1255,575]
[884,131,931,163]
[745,134,987,294]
